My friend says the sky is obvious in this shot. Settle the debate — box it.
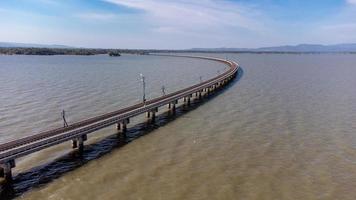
[0,0,356,49]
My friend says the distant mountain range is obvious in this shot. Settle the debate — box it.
[2,42,356,52]
[0,42,72,49]
[190,43,356,52]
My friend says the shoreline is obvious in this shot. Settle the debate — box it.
[1,47,356,56]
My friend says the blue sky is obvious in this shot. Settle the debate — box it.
[0,0,356,49]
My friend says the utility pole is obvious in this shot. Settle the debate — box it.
[161,85,166,96]
[62,110,68,127]
[140,74,146,103]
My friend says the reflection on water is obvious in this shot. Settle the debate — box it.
[1,53,356,200]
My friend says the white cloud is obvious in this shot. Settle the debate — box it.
[104,0,267,34]
[76,13,117,20]
[5,0,355,49]
[347,0,356,5]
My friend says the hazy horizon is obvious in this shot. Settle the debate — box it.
[2,41,356,51]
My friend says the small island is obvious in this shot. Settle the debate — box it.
[108,51,121,57]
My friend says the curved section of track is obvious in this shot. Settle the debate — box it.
[0,55,239,165]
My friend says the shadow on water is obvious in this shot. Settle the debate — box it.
[0,68,244,199]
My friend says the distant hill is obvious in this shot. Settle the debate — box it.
[190,47,250,52]
[190,43,356,53]
[258,44,356,52]
[2,42,356,53]
[0,42,72,49]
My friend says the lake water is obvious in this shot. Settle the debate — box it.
[0,53,356,199]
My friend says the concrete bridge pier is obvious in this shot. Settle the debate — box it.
[206,87,211,95]
[72,134,87,151]
[185,94,192,106]
[198,90,202,100]
[71,134,87,152]
[169,100,178,114]
[202,88,207,96]
[146,108,158,123]
[119,118,130,136]
[72,139,78,148]
[0,159,16,182]
[78,134,87,153]
[214,83,218,91]
[117,122,121,131]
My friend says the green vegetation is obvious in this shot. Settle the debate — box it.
[0,47,149,56]
[108,51,121,57]
[1,47,355,56]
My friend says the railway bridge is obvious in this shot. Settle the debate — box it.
[0,55,239,182]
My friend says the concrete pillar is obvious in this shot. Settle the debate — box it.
[147,108,158,122]
[121,119,129,133]
[198,91,202,100]
[77,134,87,153]
[78,136,84,153]
[0,160,15,182]
[186,95,191,106]
[170,100,178,114]
[151,110,156,122]
[121,121,127,137]
[117,119,129,137]
[171,103,176,113]
[72,139,78,148]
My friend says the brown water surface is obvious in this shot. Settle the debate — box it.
[1,53,356,199]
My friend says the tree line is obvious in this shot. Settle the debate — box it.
[0,47,149,56]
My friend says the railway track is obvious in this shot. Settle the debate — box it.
[0,54,239,181]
